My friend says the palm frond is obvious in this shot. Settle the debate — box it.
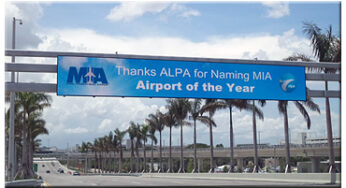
[278,101,288,115]
[181,120,192,126]
[303,96,321,113]
[257,100,266,107]
[252,104,264,120]
[196,116,216,127]
[294,101,312,129]
[200,100,227,115]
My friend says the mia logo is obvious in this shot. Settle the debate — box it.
[67,67,108,85]
[280,73,296,92]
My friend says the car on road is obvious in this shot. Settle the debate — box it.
[57,168,64,173]
[46,170,50,173]
[73,171,80,176]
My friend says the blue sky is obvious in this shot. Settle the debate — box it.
[4,1,341,149]
[37,2,340,41]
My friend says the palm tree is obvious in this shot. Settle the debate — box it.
[101,136,108,173]
[111,133,118,173]
[87,142,92,173]
[80,141,91,173]
[200,99,220,173]
[86,142,93,173]
[114,128,126,173]
[147,121,158,173]
[204,99,250,172]
[14,92,51,179]
[105,132,114,173]
[28,112,48,172]
[166,98,190,173]
[303,22,340,172]
[146,111,165,173]
[162,109,177,173]
[139,124,150,172]
[133,124,142,172]
[80,142,89,153]
[189,99,215,173]
[32,139,43,153]
[97,137,106,173]
[127,121,137,173]
[278,95,320,173]
[92,138,100,173]
[5,102,22,174]
[250,100,266,173]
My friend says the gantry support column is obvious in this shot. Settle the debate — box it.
[237,158,244,171]
[198,158,203,172]
[311,157,320,173]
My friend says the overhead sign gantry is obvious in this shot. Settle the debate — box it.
[4,49,341,180]
[5,50,340,99]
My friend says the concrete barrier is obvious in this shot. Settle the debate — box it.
[82,173,141,177]
[5,179,43,187]
[141,173,340,184]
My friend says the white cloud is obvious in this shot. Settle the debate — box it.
[262,2,289,19]
[180,10,200,18]
[5,2,43,48]
[98,119,113,133]
[39,94,164,147]
[106,2,200,22]
[65,127,89,134]
[106,2,169,22]
[37,28,313,61]
[168,3,201,18]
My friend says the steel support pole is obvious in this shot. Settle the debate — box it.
[7,17,17,181]
[85,154,87,173]
[325,81,336,173]
[8,90,15,180]
[252,100,259,173]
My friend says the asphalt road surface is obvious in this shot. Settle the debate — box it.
[35,160,336,187]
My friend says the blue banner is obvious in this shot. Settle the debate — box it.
[57,56,306,101]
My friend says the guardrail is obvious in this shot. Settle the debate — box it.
[5,179,43,187]
[82,173,141,177]
[61,143,341,156]
[141,173,341,184]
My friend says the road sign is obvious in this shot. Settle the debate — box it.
[34,163,38,172]
[57,56,306,100]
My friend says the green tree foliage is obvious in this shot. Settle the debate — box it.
[302,22,340,172]
[186,158,194,173]
[8,92,51,179]
[186,143,209,149]
[166,98,190,173]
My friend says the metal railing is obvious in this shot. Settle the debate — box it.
[56,142,340,160]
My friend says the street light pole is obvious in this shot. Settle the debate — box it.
[8,17,22,181]
[12,17,22,82]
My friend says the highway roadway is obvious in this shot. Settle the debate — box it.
[35,159,338,187]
